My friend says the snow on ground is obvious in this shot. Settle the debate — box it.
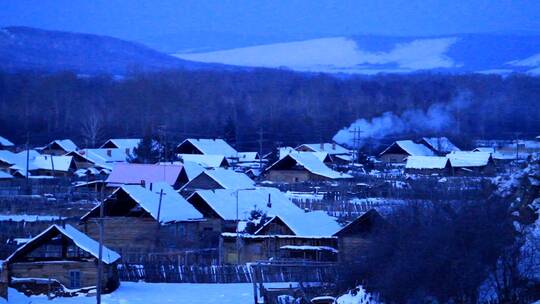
[8,282,294,304]
[336,286,380,304]
[173,37,459,74]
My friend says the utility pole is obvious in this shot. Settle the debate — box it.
[96,185,104,304]
[258,128,264,169]
[155,188,165,248]
[349,127,363,165]
[25,132,30,194]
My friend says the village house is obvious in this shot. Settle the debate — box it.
[0,136,15,151]
[66,148,131,170]
[186,187,341,264]
[28,155,76,177]
[405,156,453,175]
[5,224,120,296]
[446,151,496,176]
[180,167,255,194]
[37,139,78,156]
[379,140,435,163]
[106,163,188,189]
[175,138,238,159]
[333,209,385,263]
[79,183,214,263]
[100,138,141,153]
[418,137,460,155]
[264,152,352,183]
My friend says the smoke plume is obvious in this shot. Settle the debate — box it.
[333,94,471,148]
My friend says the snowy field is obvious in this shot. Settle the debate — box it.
[6,282,293,304]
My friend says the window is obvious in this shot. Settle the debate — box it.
[69,270,81,289]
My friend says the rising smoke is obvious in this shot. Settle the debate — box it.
[332,94,472,148]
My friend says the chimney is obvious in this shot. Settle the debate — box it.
[107,149,112,157]
[141,180,146,188]
[320,143,324,150]
[332,142,336,150]
[267,194,272,208]
[149,183,153,191]
[125,148,130,154]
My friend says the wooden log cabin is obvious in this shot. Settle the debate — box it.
[5,224,120,296]
[79,182,218,263]
[333,209,385,263]
[264,152,352,183]
[187,187,342,264]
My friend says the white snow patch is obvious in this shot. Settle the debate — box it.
[173,37,459,74]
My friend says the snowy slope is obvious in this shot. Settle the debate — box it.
[173,34,540,75]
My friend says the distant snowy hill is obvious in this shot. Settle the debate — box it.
[173,34,540,75]
[0,27,221,74]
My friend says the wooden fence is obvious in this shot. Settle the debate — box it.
[118,262,339,284]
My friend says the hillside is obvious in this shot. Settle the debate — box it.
[0,27,219,74]
[173,34,540,75]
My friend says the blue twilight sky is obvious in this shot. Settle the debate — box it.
[1,0,539,51]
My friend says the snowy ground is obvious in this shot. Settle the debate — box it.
[7,282,296,304]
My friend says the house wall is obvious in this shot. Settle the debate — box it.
[265,170,312,183]
[337,237,371,263]
[182,174,223,191]
[81,218,222,263]
[380,153,408,163]
[9,261,118,292]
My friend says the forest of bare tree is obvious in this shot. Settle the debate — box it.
[0,69,538,151]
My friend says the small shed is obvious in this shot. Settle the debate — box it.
[5,224,120,296]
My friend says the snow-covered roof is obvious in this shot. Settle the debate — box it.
[32,155,73,172]
[237,152,260,162]
[296,143,350,155]
[0,136,14,147]
[473,147,495,153]
[199,168,255,189]
[5,150,42,176]
[446,151,492,167]
[0,150,16,165]
[405,156,450,169]
[178,138,237,158]
[380,140,435,157]
[420,137,460,153]
[72,148,131,169]
[267,152,352,179]
[190,187,340,237]
[41,139,78,152]
[106,163,183,186]
[83,183,202,223]
[100,138,141,150]
[280,245,338,253]
[6,224,120,264]
[278,147,296,159]
[178,154,228,168]
[0,171,13,179]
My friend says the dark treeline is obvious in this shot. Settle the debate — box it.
[0,69,539,151]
